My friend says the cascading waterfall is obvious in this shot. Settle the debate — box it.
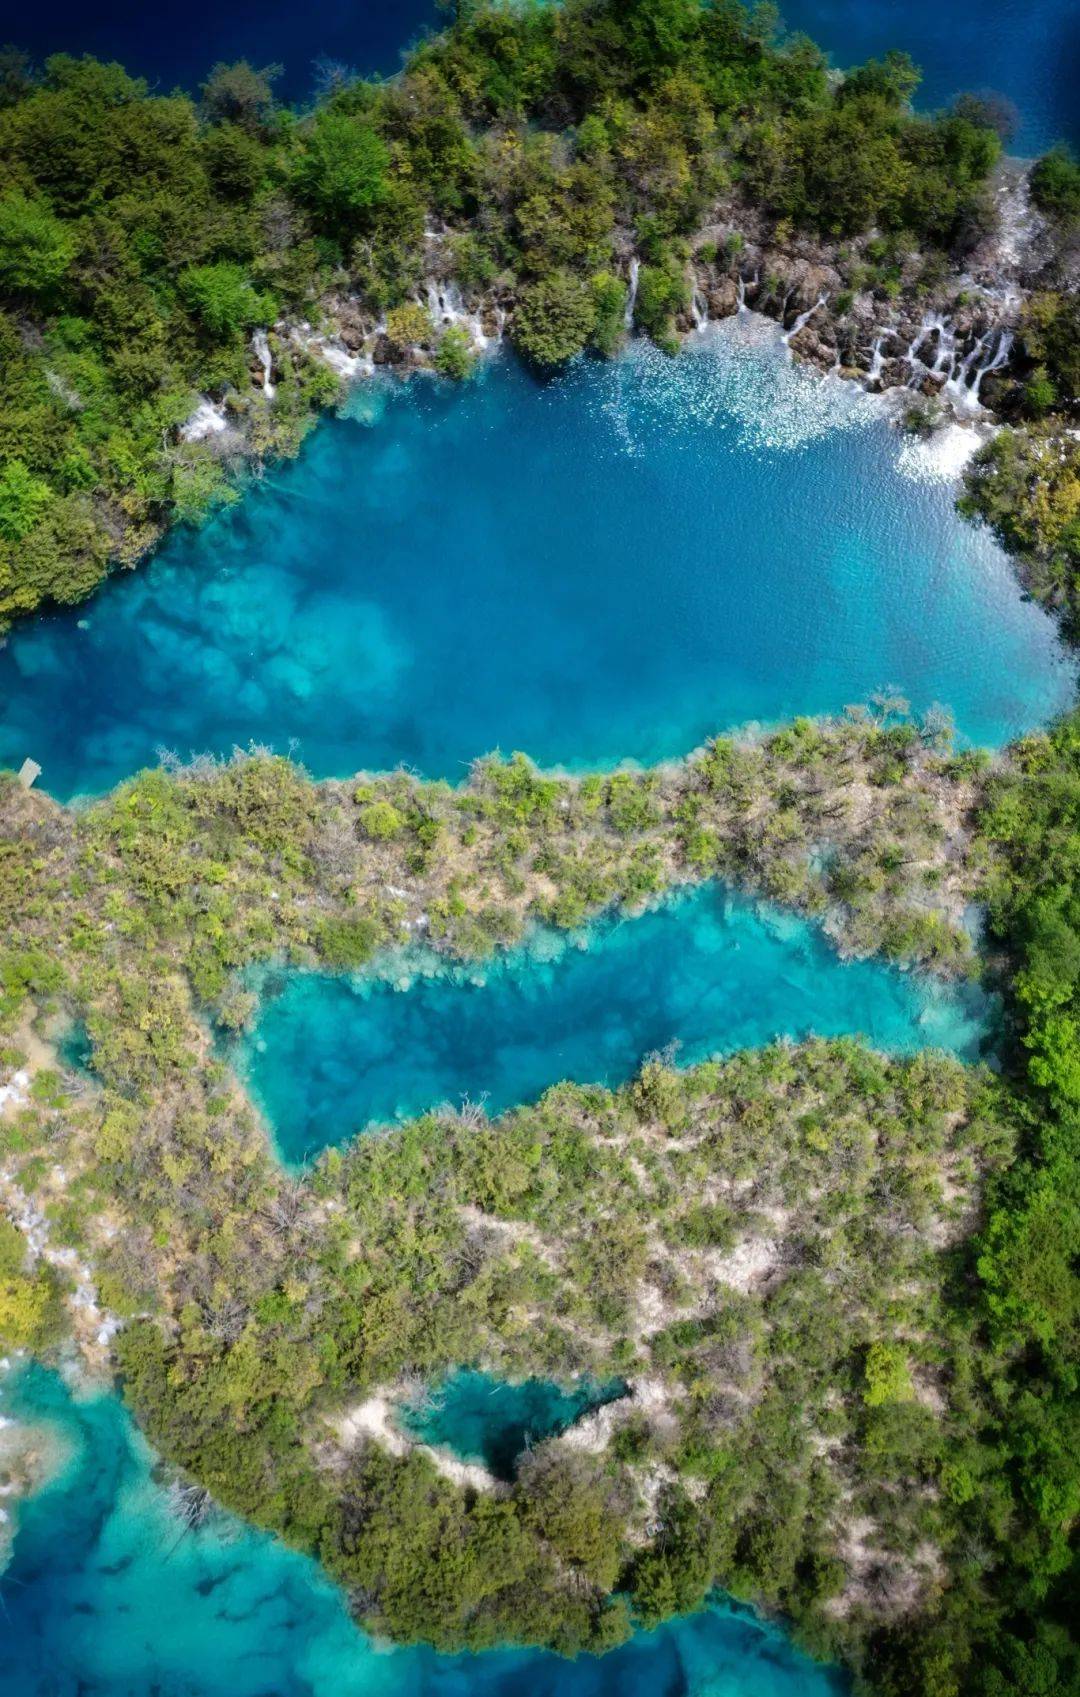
[691,288,708,332]
[179,397,228,441]
[736,274,747,312]
[903,312,961,390]
[781,294,827,346]
[286,321,373,381]
[968,327,1013,404]
[943,326,1013,409]
[902,312,936,387]
[856,309,1011,410]
[424,280,490,351]
[252,329,275,398]
[927,316,957,377]
[624,257,640,330]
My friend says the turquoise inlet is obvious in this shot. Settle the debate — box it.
[236,884,994,1165]
[0,1365,845,1697]
[1,321,1074,803]
[398,1371,628,1480]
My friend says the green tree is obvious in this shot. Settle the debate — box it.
[0,459,52,540]
[292,111,390,229]
[0,190,75,294]
[511,271,596,366]
[178,263,275,339]
[1030,147,1080,225]
[199,60,281,135]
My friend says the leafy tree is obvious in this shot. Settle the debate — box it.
[199,59,281,135]
[863,1340,915,1407]
[0,458,52,540]
[178,263,276,339]
[384,301,433,350]
[0,190,75,293]
[359,800,405,839]
[1030,147,1080,225]
[0,1219,63,1349]
[512,270,596,366]
[291,110,390,229]
[435,324,475,379]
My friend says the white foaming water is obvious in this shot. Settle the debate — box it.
[179,398,228,441]
[896,423,987,484]
[624,257,640,328]
[599,314,877,456]
[781,294,828,345]
[287,321,373,381]
[252,330,275,398]
[424,280,491,351]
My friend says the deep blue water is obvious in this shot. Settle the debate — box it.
[3,0,1076,149]
[1,1,438,102]
[237,883,994,1165]
[2,323,1074,803]
[399,1370,628,1480]
[0,1364,846,1697]
[782,0,1079,152]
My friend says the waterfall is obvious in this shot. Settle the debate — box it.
[968,328,1013,404]
[867,335,886,384]
[624,257,639,330]
[252,330,275,399]
[903,313,934,386]
[287,321,370,381]
[927,316,957,379]
[425,280,489,351]
[736,274,747,312]
[781,294,827,346]
[943,326,1011,409]
[946,329,992,402]
[691,288,708,332]
[179,397,228,442]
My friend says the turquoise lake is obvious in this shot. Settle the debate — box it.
[398,1370,628,1481]
[1,320,1074,803]
[0,1364,845,1697]
[237,884,994,1165]
[0,259,1063,1697]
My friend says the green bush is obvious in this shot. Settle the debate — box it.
[511,272,596,367]
[359,800,405,840]
[291,110,390,228]
[0,459,53,540]
[178,263,276,339]
[1030,147,1080,225]
[0,190,75,294]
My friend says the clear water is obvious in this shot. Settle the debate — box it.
[398,1370,628,1481]
[0,1363,846,1697]
[237,883,995,1166]
[2,322,1073,803]
[56,1021,93,1075]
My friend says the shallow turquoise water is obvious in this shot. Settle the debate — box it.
[1,322,1073,802]
[238,883,994,1165]
[241,875,998,1167]
[0,1364,845,1697]
[399,1370,627,1481]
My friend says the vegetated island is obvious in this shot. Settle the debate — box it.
[2,704,1080,1695]
[0,0,1077,634]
